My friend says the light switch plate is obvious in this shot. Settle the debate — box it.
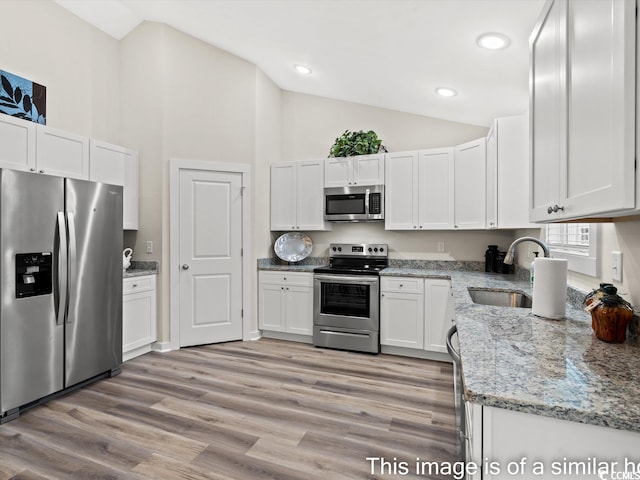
[612,251,622,282]
[437,242,445,253]
[146,240,153,254]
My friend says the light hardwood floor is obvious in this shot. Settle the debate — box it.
[0,339,456,479]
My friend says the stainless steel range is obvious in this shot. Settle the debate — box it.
[313,243,388,354]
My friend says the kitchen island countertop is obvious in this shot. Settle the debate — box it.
[382,267,640,434]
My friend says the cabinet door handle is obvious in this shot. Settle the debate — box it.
[547,204,565,214]
[29,168,36,172]
[39,170,44,174]
[181,264,190,270]
[132,283,138,288]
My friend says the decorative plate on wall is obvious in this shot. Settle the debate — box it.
[274,232,313,263]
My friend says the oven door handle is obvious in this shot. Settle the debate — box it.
[314,274,379,285]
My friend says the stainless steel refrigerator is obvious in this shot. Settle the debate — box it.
[0,169,123,423]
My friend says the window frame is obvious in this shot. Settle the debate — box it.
[545,223,600,277]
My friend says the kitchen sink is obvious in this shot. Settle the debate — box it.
[467,287,532,308]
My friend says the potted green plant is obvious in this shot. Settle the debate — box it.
[328,130,385,157]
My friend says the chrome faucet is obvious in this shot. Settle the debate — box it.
[503,237,550,265]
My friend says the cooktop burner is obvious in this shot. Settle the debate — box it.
[314,243,389,276]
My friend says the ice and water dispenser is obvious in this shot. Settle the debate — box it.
[15,252,53,298]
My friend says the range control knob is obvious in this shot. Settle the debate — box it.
[337,247,342,252]
[332,247,337,252]
[380,247,384,252]
[368,247,373,252]
[374,248,379,252]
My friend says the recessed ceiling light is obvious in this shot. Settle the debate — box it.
[477,33,511,50]
[435,87,458,97]
[294,64,312,75]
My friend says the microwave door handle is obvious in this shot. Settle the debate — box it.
[365,189,370,216]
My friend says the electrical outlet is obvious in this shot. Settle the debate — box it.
[612,251,622,282]
[146,240,153,254]
[437,242,445,253]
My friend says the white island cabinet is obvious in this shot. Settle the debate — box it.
[466,404,640,479]
[123,275,157,361]
[380,276,454,358]
[530,0,637,222]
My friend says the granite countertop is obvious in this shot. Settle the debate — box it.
[257,257,326,272]
[257,258,640,433]
[123,260,159,278]
[383,267,640,434]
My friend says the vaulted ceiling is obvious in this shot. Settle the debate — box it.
[54,0,546,126]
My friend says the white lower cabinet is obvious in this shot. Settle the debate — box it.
[258,271,313,338]
[470,404,640,479]
[380,276,454,355]
[380,277,425,349]
[123,275,157,361]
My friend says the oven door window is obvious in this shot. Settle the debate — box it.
[326,194,365,215]
[320,282,370,318]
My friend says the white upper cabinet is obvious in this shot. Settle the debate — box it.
[0,115,36,172]
[324,153,384,187]
[419,148,455,229]
[487,115,536,229]
[89,139,139,230]
[385,148,454,231]
[384,151,419,230]
[0,118,89,179]
[530,0,636,222]
[270,160,330,231]
[36,125,89,179]
[454,138,486,229]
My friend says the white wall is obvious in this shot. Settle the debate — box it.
[120,22,261,341]
[0,0,120,141]
[282,92,489,163]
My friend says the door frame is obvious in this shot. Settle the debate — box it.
[169,159,252,350]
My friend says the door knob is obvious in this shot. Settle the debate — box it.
[181,264,190,270]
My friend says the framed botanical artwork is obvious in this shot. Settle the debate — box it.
[0,69,46,124]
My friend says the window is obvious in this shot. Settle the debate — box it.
[545,223,599,276]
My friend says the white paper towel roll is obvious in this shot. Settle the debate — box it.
[532,258,568,319]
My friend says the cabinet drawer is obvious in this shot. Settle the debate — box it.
[381,276,423,294]
[123,275,155,294]
[259,270,313,287]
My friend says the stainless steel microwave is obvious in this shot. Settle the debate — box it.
[324,185,384,222]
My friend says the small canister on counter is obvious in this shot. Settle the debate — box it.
[493,251,514,274]
[584,283,634,343]
[485,245,498,272]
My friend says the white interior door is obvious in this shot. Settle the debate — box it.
[179,169,243,346]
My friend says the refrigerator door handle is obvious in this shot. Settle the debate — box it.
[66,211,77,324]
[56,212,68,326]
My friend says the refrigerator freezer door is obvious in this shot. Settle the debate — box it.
[65,179,123,387]
[0,169,65,414]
